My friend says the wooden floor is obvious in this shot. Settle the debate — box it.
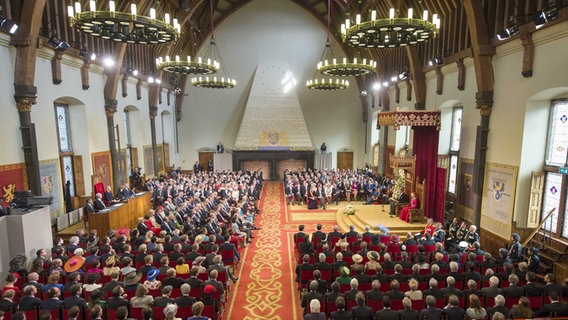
[56,221,88,242]
[337,204,427,240]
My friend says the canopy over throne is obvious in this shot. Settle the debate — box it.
[378,110,444,222]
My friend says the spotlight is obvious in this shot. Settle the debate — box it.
[79,47,97,61]
[132,69,139,76]
[47,35,69,51]
[156,79,162,84]
[0,16,18,34]
[174,86,182,94]
[382,81,389,87]
[103,57,114,67]
[398,70,410,80]
[361,90,368,97]
[533,1,558,29]
[496,16,519,40]
[148,76,155,83]
[373,82,381,91]
[429,56,443,67]
[391,76,398,83]
[89,52,96,61]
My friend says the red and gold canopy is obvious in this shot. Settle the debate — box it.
[377,110,441,130]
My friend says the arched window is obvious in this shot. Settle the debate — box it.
[542,99,568,237]
[55,103,75,197]
[447,106,463,195]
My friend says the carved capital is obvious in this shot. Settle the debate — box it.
[478,104,492,117]
[105,99,118,118]
[475,91,493,117]
[149,106,158,120]
[16,98,36,112]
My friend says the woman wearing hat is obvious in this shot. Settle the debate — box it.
[192,257,207,274]
[103,256,119,276]
[364,251,381,274]
[350,254,364,272]
[64,250,86,275]
[144,269,162,291]
[335,266,352,285]
[123,271,142,291]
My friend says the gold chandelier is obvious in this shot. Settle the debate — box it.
[342,8,440,48]
[317,41,376,77]
[191,0,236,89]
[306,78,349,91]
[156,54,219,75]
[67,1,180,44]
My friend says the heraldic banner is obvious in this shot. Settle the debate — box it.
[0,163,27,207]
[481,162,518,239]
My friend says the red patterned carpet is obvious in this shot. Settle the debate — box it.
[225,182,335,319]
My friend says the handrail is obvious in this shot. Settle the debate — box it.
[522,208,556,248]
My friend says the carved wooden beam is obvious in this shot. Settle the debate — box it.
[136,78,142,101]
[103,43,127,101]
[51,51,63,84]
[394,82,400,104]
[435,66,444,95]
[521,31,534,78]
[121,73,128,97]
[456,58,466,90]
[406,46,426,110]
[405,77,412,101]
[81,59,91,90]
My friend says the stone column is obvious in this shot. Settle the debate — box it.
[14,86,41,195]
[150,106,159,176]
[105,99,121,190]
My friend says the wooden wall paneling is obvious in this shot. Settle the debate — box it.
[72,155,85,196]
[131,147,139,169]
[480,227,509,256]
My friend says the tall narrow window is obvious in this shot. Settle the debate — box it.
[542,100,568,237]
[447,107,463,194]
[55,104,72,152]
[55,103,76,197]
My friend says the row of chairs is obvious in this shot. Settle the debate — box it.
[2,304,218,320]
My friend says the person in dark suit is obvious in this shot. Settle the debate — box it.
[375,296,399,320]
[330,296,352,320]
[175,284,197,307]
[63,284,87,309]
[162,269,185,289]
[312,224,327,243]
[535,292,568,317]
[0,289,17,313]
[40,287,64,311]
[423,279,444,300]
[365,280,383,302]
[419,295,442,320]
[486,295,509,319]
[18,285,41,311]
[481,276,503,298]
[523,271,543,296]
[441,276,463,298]
[441,294,465,320]
[526,247,540,272]
[351,292,373,320]
[505,233,522,262]
[106,286,130,310]
[93,193,106,212]
[153,285,175,307]
[502,274,524,298]
[301,281,324,313]
[398,297,419,320]
[542,273,563,295]
[184,267,204,290]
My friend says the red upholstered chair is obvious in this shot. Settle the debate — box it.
[93,182,105,204]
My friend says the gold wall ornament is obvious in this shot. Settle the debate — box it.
[478,104,492,117]
[16,98,36,112]
[105,106,117,117]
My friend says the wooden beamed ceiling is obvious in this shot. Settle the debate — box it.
[26,0,566,91]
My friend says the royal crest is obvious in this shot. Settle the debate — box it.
[493,181,505,200]
[42,175,54,194]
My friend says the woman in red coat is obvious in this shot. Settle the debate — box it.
[399,192,417,223]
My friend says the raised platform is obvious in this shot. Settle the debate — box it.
[336,204,426,240]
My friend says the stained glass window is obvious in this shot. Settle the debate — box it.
[546,102,568,166]
[542,172,561,232]
[450,107,462,152]
[447,106,462,194]
[448,155,458,194]
[55,104,71,152]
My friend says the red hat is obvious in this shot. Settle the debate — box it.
[203,284,215,295]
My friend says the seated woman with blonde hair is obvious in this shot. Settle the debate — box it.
[404,278,423,300]
[304,299,326,320]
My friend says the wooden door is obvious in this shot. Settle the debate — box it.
[337,152,354,170]
[198,152,214,172]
